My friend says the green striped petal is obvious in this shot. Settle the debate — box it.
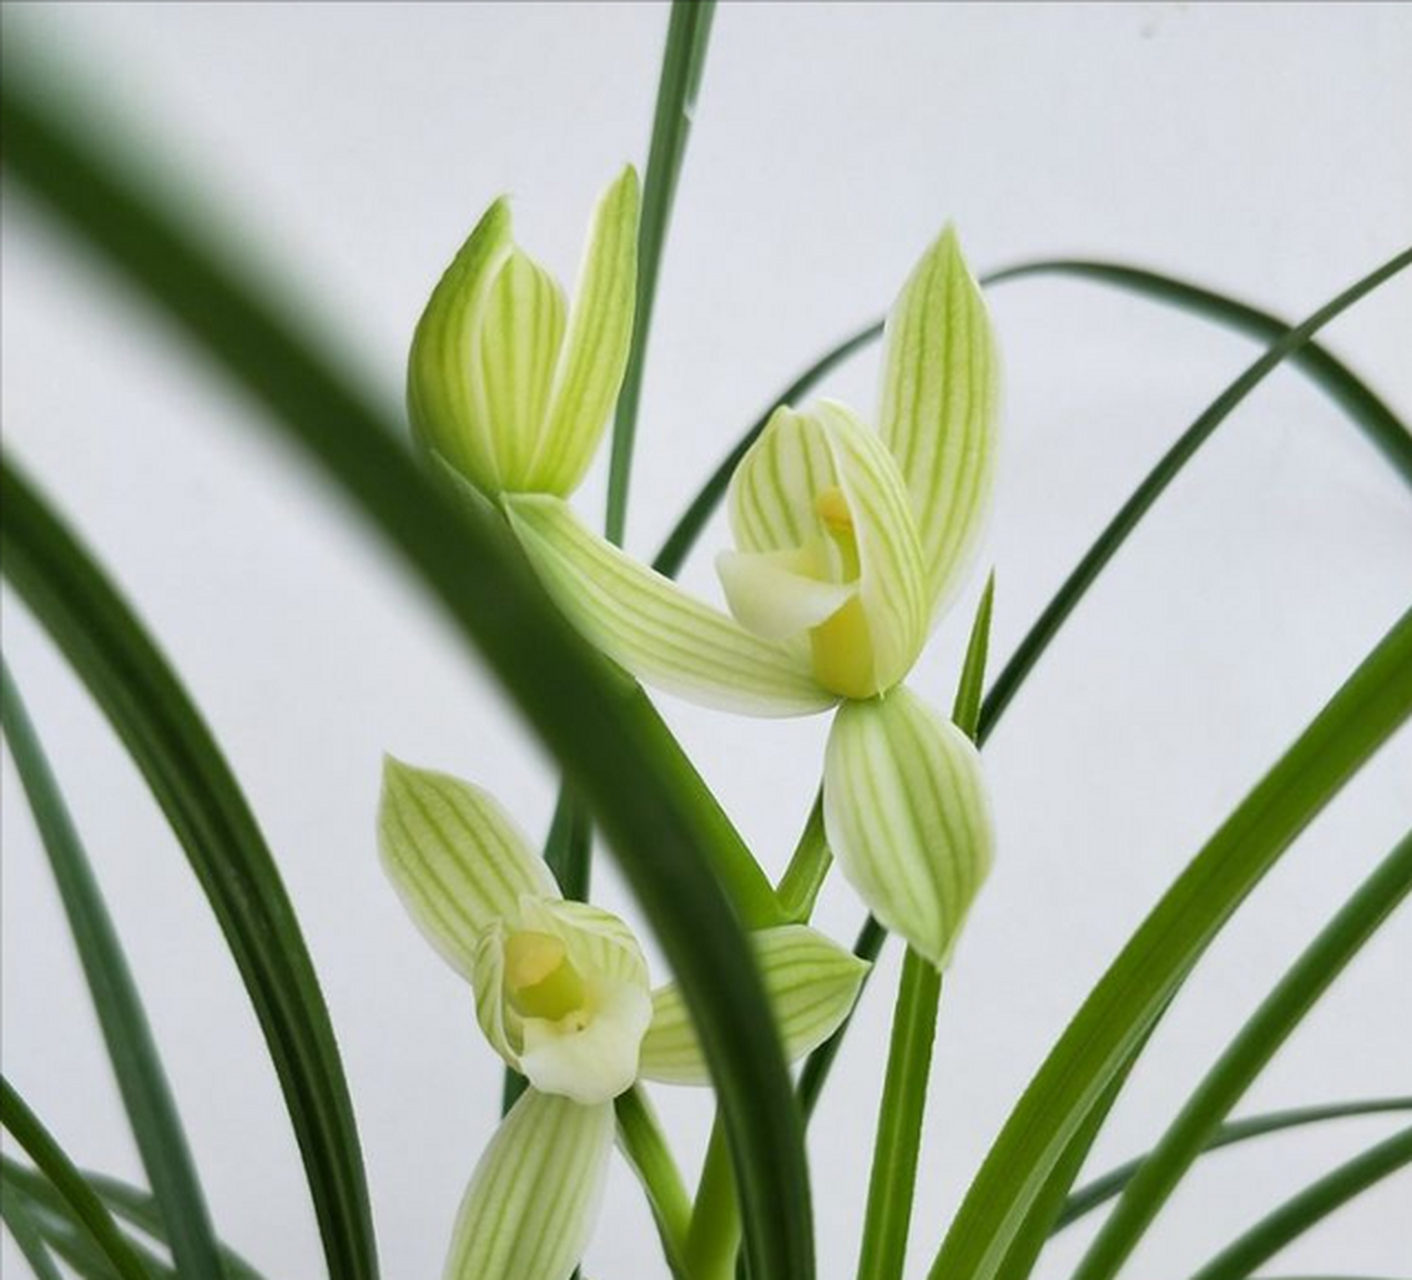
[727,401,930,698]
[877,226,1000,615]
[407,197,515,494]
[532,165,641,496]
[478,249,568,485]
[378,757,554,979]
[638,925,870,1085]
[823,686,993,968]
[444,1089,614,1280]
[503,493,836,717]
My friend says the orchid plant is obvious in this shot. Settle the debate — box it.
[3,7,1411,1280]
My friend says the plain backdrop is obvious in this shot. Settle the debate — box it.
[3,3,1410,1278]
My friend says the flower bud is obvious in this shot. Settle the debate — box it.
[408,167,639,498]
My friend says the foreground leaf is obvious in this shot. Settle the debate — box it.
[0,72,812,1280]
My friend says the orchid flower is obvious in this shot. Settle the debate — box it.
[378,758,869,1280]
[501,229,1000,966]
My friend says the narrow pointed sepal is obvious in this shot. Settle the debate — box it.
[533,165,641,495]
[823,686,993,967]
[877,226,1000,615]
[378,758,555,978]
[638,925,870,1084]
[503,493,838,717]
[444,1089,615,1280]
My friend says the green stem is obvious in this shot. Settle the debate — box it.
[684,1123,740,1280]
[616,1088,693,1276]
[605,0,715,546]
[855,952,942,1280]
[775,793,829,923]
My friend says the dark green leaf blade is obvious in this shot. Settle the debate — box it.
[1,661,226,1280]
[0,464,376,1280]
[1189,1126,1412,1280]
[1074,831,1412,1279]
[924,605,1412,1280]
[0,1079,151,1280]
[0,71,811,1280]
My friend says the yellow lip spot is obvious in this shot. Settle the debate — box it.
[504,931,587,1021]
[814,485,853,532]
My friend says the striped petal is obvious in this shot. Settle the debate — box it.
[728,401,930,698]
[504,493,836,717]
[408,197,515,494]
[638,925,870,1085]
[823,686,993,968]
[478,249,568,485]
[378,757,555,979]
[532,165,641,495]
[877,226,1000,615]
[444,1089,614,1280]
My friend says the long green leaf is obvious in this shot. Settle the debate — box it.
[0,661,226,1280]
[615,1088,692,1278]
[0,72,811,1280]
[1075,831,1412,1279]
[923,605,1412,1280]
[604,0,714,546]
[1189,1127,1412,1280]
[0,1080,151,1280]
[855,578,994,1280]
[0,464,375,1280]
[1056,1096,1412,1231]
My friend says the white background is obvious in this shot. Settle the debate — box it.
[3,3,1410,1277]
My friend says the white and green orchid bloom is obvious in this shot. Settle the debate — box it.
[378,757,868,1280]
[408,165,640,499]
[503,226,999,968]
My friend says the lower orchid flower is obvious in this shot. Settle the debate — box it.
[502,226,999,967]
[378,758,869,1280]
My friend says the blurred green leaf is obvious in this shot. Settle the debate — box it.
[0,70,811,1280]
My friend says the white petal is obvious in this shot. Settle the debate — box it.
[824,687,993,967]
[504,493,837,717]
[519,980,653,1104]
[716,547,856,642]
[638,925,870,1085]
[378,758,555,979]
[877,226,1000,615]
[444,1090,614,1280]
